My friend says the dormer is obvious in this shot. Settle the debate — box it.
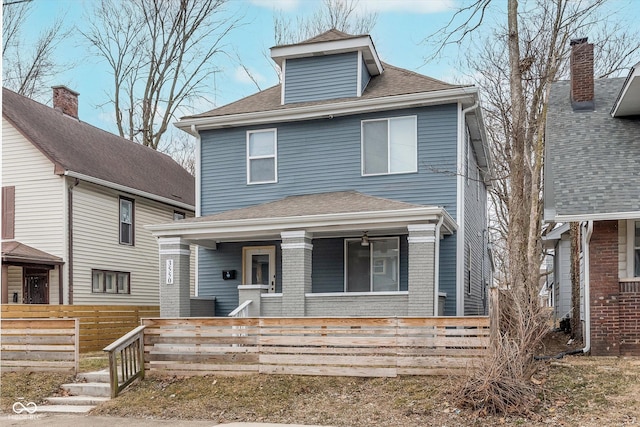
[270,29,384,105]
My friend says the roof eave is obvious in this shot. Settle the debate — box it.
[549,210,640,222]
[611,61,640,117]
[176,87,479,134]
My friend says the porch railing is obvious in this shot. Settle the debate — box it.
[103,325,145,398]
[228,300,252,317]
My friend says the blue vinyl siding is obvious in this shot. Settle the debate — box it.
[284,53,358,103]
[200,104,459,219]
[311,237,409,293]
[360,57,371,94]
[439,235,457,316]
[198,241,282,316]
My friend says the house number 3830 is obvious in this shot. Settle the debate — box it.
[166,259,174,285]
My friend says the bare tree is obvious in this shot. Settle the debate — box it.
[82,0,242,150]
[273,0,377,46]
[2,0,72,99]
[428,0,640,414]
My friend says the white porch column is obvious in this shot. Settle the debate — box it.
[158,237,191,318]
[407,224,436,316]
[281,231,313,317]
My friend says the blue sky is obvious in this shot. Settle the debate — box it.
[16,0,640,136]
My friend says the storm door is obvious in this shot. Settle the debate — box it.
[242,246,276,293]
[23,268,49,304]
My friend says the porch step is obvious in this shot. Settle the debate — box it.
[34,404,96,413]
[61,382,111,397]
[77,369,111,383]
[46,395,111,406]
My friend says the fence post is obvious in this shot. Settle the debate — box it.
[489,287,499,350]
[74,318,80,375]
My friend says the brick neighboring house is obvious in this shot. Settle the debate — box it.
[2,86,195,306]
[544,38,640,356]
[148,30,493,318]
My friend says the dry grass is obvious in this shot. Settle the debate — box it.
[0,371,73,412]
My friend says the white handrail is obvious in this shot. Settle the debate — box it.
[228,300,252,317]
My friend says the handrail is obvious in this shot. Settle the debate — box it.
[103,325,146,398]
[228,300,252,317]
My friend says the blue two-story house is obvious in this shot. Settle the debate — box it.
[148,30,492,318]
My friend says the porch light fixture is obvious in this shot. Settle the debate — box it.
[361,232,370,247]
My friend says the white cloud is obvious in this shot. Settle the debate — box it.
[355,0,455,14]
[233,66,267,86]
[248,0,301,12]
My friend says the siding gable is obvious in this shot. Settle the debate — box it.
[284,52,358,104]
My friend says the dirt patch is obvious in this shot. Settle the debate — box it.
[0,371,73,413]
[535,329,584,357]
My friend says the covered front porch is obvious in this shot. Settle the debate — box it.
[147,192,457,318]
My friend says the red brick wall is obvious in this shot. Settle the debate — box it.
[589,220,620,356]
[619,281,640,356]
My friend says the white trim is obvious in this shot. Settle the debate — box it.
[159,249,191,256]
[193,125,201,217]
[280,59,286,105]
[407,224,436,233]
[175,88,479,134]
[305,291,408,297]
[361,115,418,176]
[63,170,194,211]
[407,236,436,243]
[194,246,199,297]
[281,230,312,239]
[357,51,363,97]
[551,211,640,222]
[261,292,283,297]
[158,237,187,246]
[246,128,278,185]
[456,102,465,316]
[281,242,313,250]
[270,35,383,76]
[628,219,639,278]
[237,284,270,290]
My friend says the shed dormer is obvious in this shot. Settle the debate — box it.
[270,29,384,105]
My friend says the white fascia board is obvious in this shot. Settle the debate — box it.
[611,62,640,117]
[541,222,571,241]
[270,36,383,75]
[146,207,457,239]
[175,87,479,133]
[552,211,640,222]
[64,170,195,212]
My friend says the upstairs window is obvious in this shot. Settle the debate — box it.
[247,129,277,184]
[362,116,417,175]
[119,197,134,245]
[173,211,185,220]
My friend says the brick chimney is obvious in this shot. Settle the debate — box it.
[52,85,80,118]
[569,37,594,111]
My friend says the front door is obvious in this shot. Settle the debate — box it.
[23,268,49,304]
[243,246,276,293]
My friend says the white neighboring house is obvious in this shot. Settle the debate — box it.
[1,86,195,306]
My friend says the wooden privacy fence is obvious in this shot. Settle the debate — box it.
[143,317,490,377]
[1,318,79,374]
[1,304,159,352]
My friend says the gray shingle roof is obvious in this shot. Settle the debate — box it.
[184,63,464,119]
[182,191,427,223]
[544,78,640,220]
[277,28,364,47]
[3,87,195,207]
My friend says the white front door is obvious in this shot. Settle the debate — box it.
[243,246,276,293]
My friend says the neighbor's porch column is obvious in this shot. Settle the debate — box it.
[158,237,191,317]
[407,224,436,316]
[281,231,313,317]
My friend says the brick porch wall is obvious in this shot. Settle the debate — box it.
[619,281,640,356]
[589,220,620,356]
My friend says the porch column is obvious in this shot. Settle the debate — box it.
[281,231,313,317]
[158,237,191,317]
[407,224,436,316]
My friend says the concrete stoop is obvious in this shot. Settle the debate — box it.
[38,369,112,414]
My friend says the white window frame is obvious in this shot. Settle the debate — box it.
[628,220,640,278]
[246,129,278,185]
[343,236,400,292]
[361,116,417,176]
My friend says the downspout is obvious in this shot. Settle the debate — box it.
[67,178,79,304]
[433,216,444,316]
[192,124,200,296]
[582,220,593,354]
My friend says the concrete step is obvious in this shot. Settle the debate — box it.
[77,369,111,383]
[34,404,95,413]
[62,382,111,397]
[46,395,111,406]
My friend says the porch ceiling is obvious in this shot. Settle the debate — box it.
[147,191,457,245]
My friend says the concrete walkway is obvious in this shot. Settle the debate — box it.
[1,413,330,427]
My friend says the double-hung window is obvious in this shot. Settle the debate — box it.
[92,269,130,294]
[119,197,134,245]
[345,237,399,292]
[634,221,640,277]
[362,116,417,175]
[247,129,277,184]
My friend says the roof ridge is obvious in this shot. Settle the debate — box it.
[380,62,465,88]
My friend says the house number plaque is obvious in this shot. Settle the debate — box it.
[166,259,174,284]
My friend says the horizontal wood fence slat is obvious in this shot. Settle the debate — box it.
[142,316,490,377]
[1,318,79,374]
[1,304,159,352]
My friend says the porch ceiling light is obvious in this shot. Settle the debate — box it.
[361,231,369,247]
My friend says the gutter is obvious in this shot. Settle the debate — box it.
[582,220,594,354]
[63,170,195,212]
